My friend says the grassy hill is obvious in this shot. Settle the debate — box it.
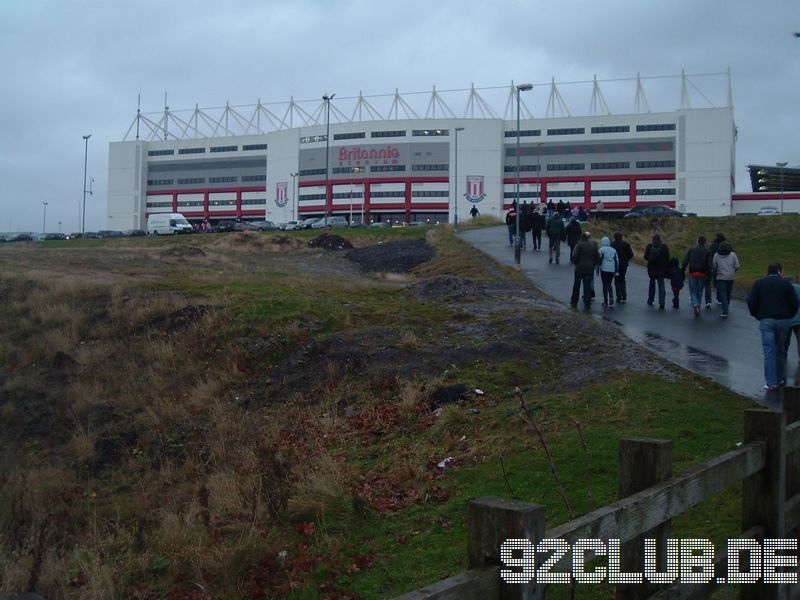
[0,226,757,598]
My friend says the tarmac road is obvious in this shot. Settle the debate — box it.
[459,225,796,407]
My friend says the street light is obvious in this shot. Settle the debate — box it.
[42,201,48,235]
[777,161,788,214]
[514,83,533,269]
[81,134,91,234]
[323,94,335,217]
[290,172,298,221]
[453,127,465,231]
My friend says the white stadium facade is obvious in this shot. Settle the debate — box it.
[107,72,797,230]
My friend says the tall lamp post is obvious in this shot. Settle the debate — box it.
[42,201,48,235]
[453,127,465,231]
[323,94,335,218]
[81,134,91,234]
[514,83,533,269]
[290,172,298,222]
[777,161,788,214]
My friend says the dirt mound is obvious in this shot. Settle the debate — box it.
[346,239,435,273]
[160,245,206,258]
[308,234,354,250]
[409,276,486,301]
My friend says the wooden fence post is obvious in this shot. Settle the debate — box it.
[783,386,800,531]
[467,496,546,600]
[741,408,786,600]
[616,437,673,600]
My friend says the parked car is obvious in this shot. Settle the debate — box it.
[44,233,67,240]
[299,217,322,229]
[281,220,302,231]
[369,221,390,228]
[623,205,691,219]
[66,232,83,240]
[249,220,277,231]
[311,216,349,229]
[234,221,259,231]
[214,220,238,232]
[127,229,147,237]
[757,206,780,216]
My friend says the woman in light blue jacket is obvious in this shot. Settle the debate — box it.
[597,236,619,308]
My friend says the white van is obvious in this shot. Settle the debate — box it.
[147,213,193,235]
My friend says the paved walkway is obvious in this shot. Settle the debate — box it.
[459,225,794,406]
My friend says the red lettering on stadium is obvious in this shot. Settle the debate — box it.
[338,145,400,162]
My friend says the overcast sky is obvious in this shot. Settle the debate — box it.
[0,0,798,232]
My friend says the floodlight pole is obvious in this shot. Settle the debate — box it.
[290,172,298,221]
[81,134,91,234]
[777,161,788,214]
[42,201,48,235]
[453,127,464,231]
[323,94,335,218]
[514,84,532,269]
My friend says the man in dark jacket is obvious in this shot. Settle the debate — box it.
[570,231,599,310]
[545,211,566,264]
[682,236,712,316]
[530,209,544,251]
[505,208,517,246]
[564,217,582,258]
[644,234,670,309]
[611,231,634,303]
[747,263,800,391]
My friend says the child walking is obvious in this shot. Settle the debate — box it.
[668,257,685,309]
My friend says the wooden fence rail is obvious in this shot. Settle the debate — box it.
[396,388,800,600]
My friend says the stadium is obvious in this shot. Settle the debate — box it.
[107,71,796,230]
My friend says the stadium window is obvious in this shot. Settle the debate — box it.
[546,128,585,136]
[242,144,268,151]
[146,179,174,186]
[147,149,174,156]
[370,165,406,172]
[590,162,630,169]
[371,130,406,138]
[635,123,676,132]
[504,165,540,173]
[590,126,630,134]
[241,175,266,182]
[504,130,541,137]
[411,191,449,197]
[300,135,327,143]
[177,177,206,184]
[546,163,585,171]
[209,176,238,183]
[299,168,326,176]
[332,192,365,199]
[333,132,366,140]
[209,145,238,153]
[411,164,448,171]
[300,193,326,201]
[635,160,675,168]
[370,191,406,198]
[412,129,449,137]
[178,147,206,154]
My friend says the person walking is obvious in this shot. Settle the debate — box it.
[505,206,517,246]
[667,257,685,309]
[708,233,727,305]
[469,205,479,218]
[570,231,599,310]
[786,274,800,360]
[711,241,740,318]
[747,263,799,391]
[597,236,619,308]
[530,208,544,251]
[545,210,566,264]
[644,234,669,309]
[611,231,634,303]
[682,236,712,317]
[594,199,605,220]
[564,216,582,258]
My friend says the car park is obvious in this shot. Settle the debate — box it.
[311,216,349,228]
[369,221,390,228]
[44,233,67,240]
[234,221,259,231]
[757,206,780,216]
[281,220,302,231]
[622,205,691,219]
